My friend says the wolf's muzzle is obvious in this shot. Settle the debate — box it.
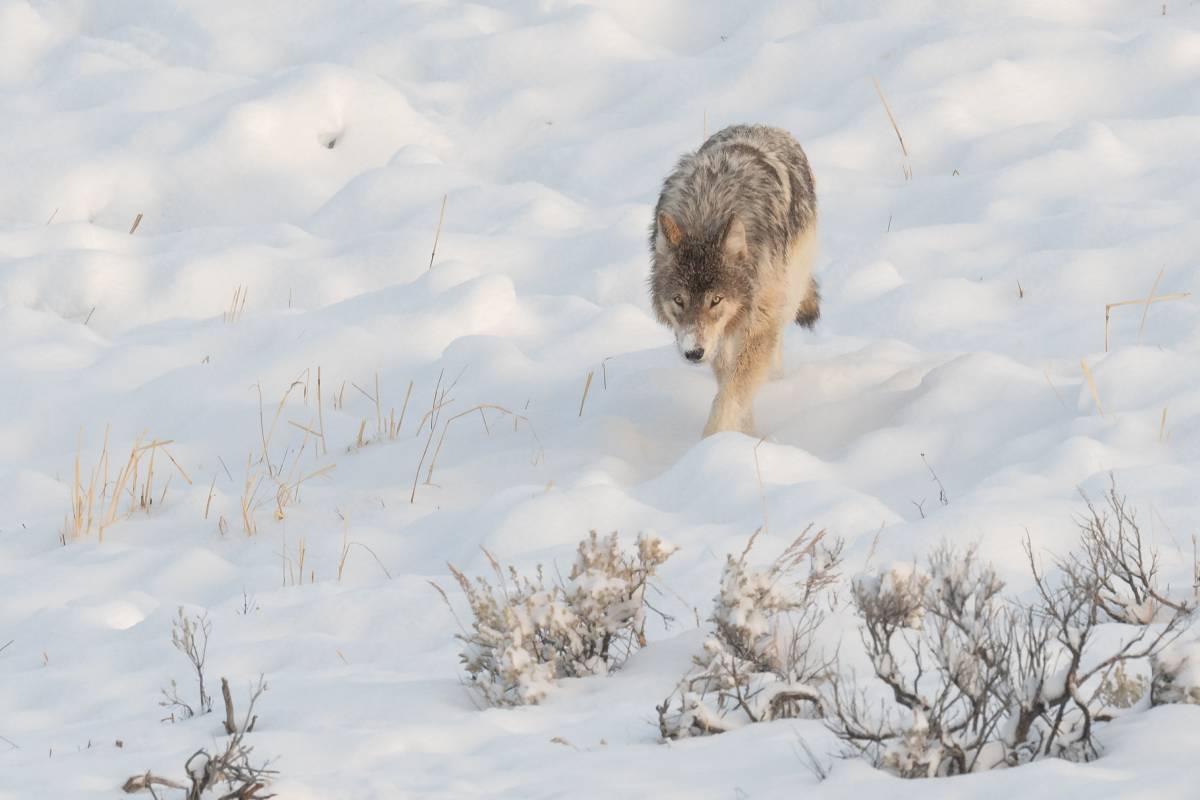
[684,348,705,362]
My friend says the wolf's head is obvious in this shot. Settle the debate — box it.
[650,211,749,363]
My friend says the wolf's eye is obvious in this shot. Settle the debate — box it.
[672,294,684,306]
[710,295,723,307]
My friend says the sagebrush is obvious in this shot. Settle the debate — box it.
[657,525,843,738]
[828,488,1194,777]
[448,530,677,706]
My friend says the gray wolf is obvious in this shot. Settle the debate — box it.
[648,124,819,437]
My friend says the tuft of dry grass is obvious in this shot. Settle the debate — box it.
[406,368,543,503]
[350,373,413,448]
[63,428,192,543]
[409,369,461,503]
[234,371,337,535]
[224,285,248,324]
[423,404,540,491]
[279,531,311,586]
[239,453,262,537]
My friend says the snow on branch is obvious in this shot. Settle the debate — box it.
[444,530,677,706]
[657,525,844,738]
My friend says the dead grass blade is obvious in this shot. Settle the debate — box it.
[873,78,911,180]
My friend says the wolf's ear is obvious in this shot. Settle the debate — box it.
[722,215,747,260]
[657,211,683,250]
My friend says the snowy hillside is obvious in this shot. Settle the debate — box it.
[3,1,1200,797]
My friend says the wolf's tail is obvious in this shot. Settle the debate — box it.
[794,277,821,328]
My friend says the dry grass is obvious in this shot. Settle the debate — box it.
[350,373,413,447]
[224,285,248,324]
[316,366,327,456]
[577,370,594,417]
[1104,268,1191,351]
[753,436,769,537]
[423,404,540,490]
[279,531,312,586]
[336,522,392,582]
[128,212,143,235]
[400,367,544,503]
[235,371,338,535]
[239,453,262,537]
[428,193,448,271]
[63,428,193,543]
[204,474,217,520]
[1043,367,1069,409]
[1080,358,1105,418]
[409,369,461,503]
[873,78,911,181]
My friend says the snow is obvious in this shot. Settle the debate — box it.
[2,0,1200,797]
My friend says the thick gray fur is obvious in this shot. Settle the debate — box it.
[649,124,819,328]
[647,124,821,436]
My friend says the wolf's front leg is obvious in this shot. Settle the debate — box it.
[703,326,778,437]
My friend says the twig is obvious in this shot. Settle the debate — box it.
[920,452,949,506]
[122,772,186,794]
[222,678,238,735]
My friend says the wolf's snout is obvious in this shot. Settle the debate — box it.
[684,347,705,362]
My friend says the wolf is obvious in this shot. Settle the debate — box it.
[648,124,819,437]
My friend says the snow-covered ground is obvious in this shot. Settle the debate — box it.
[3,1,1200,796]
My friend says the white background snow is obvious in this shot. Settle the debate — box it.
[2,0,1200,797]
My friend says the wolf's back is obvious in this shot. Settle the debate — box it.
[655,125,816,266]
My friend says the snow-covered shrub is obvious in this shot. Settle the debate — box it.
[1072,482,1197,623]
[830,531,1192,778]
[657,526,843,738]
[831,546,1013,776]
[1150,639,1200,706]
[448,531,677,706]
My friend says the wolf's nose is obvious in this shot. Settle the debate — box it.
[685,348,704,362]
